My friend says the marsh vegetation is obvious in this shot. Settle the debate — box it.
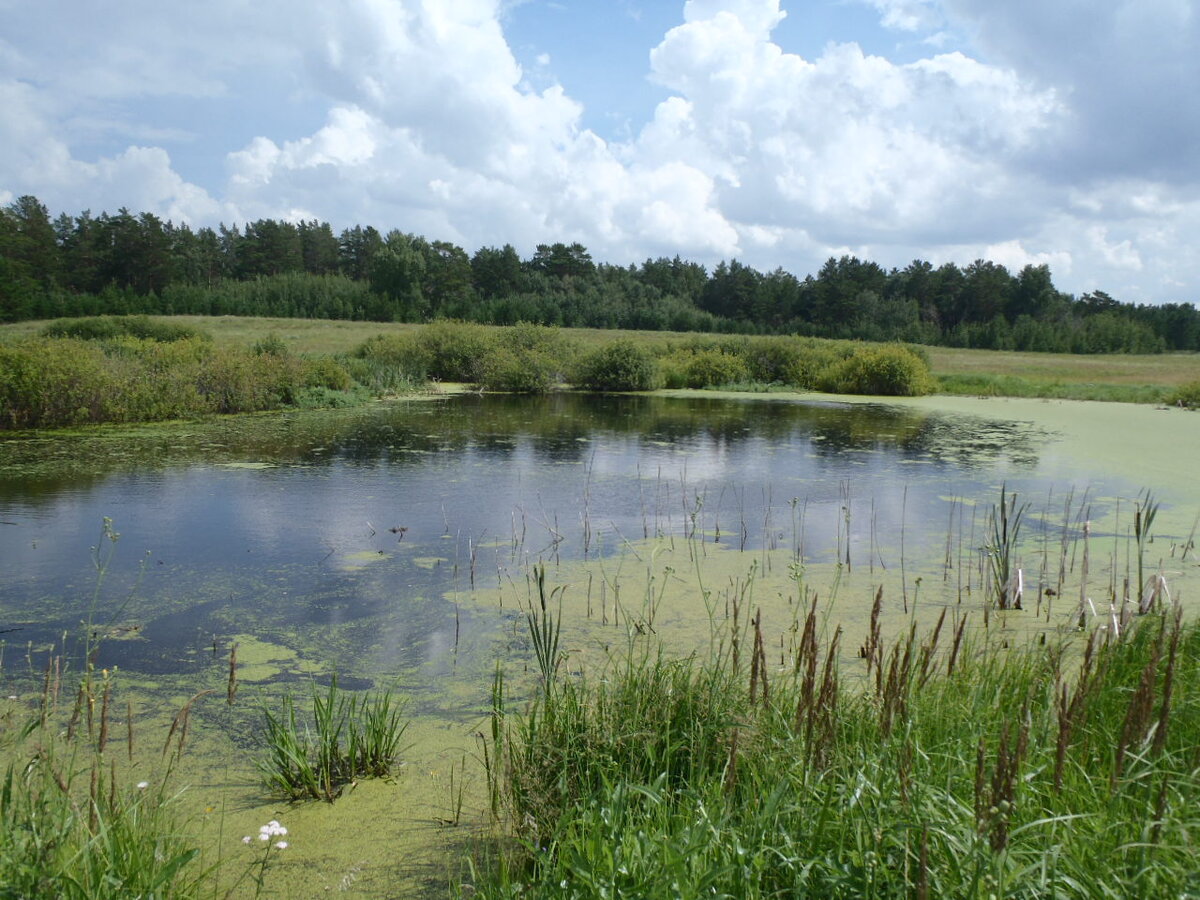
[2,381,1200,896]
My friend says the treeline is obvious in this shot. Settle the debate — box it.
[3,195,1199,353]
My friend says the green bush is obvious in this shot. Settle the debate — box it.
[302,355,352,392]
[252,332,290,357]
[741,337,805,384]
[41,315,211,343]
[817,344,936,396]
[1168,380,1200,409]
[499,321,572,358]
[478,345,560,393]
[416,320,496,382]
[352,333,430,392]
[573,339,660,391]
[660,348,750,388]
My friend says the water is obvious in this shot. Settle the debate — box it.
[0,391,1149,680]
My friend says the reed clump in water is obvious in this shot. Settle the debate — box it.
[473,579,1200,898]
[258,675,409,803]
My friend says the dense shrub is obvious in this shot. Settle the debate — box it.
[499,321,572,359]
[816,344,936,396]
[41,315,211,343]
[1168,380,1200,408]
[252,332,290,357]
[478,345,560,393]
[472,323,571,393]
[415,320,495,382]
[573,340,659,391]
[660,348,750,388]
[741,337,806,383]
[302,355,353,392]
[0,336,357,428]
[346,335,427,394]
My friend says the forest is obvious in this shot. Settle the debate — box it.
[3,194,1199,353]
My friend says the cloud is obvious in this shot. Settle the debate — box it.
[1,0,1198,303]
[939,0,1200,183]
[645,2,1061,249]
[862,0,944,32]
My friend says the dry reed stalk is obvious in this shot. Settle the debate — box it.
[879,624,916,738]
[67,682,84,740]
[127,699,134,761]
[227,642,239,705]
[163,689,215,759]
[749,617,760,706]
[98,678,111,753]
[1151,772,1171,845]
[946,612,968,677]
[806,626,842,767]
[916,608,947,689]
[794,594,820,728]
[859,586,883,676]
[1152,605,1183,755]
[1112,618,1167,790]
[89,761,99,833]
[749,610,769,706]
[1077,521,1091,629]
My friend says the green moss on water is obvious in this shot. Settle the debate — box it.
[412,557,448,570]
[338,549,392,571]
[228,634,321,683]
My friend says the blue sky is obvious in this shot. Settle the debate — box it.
[2,0,1197,304]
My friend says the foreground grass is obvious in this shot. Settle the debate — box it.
[476,596,1200,898]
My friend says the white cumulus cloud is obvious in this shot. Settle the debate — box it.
[0,0,1198,303]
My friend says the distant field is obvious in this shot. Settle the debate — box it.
[925,345,1200,387]
[4,315,1199,400]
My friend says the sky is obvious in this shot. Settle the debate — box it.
[1,0,1197,304]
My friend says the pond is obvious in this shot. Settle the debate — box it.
[2,390,1199,895]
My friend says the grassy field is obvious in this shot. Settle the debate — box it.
[5,315,1200,402]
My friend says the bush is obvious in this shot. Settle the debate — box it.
[41,315,211,343]
[817,344,936,396]
[302,356,352,392]
[741,337,804,384]
[573,340,659,391]
[352,333,429,393]
[416,320,496,382]
[252,332,290,357]
[478,345,561,393]
[659,349,750,388]
[1168,380,1200,409]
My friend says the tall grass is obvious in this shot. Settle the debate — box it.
[258,676,409,803]
[0,335,365,428]
[473,580,1200,898]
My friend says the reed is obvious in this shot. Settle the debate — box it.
[985,486,1028,610]
[473,566,1200,899]
[257,676,408,802]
